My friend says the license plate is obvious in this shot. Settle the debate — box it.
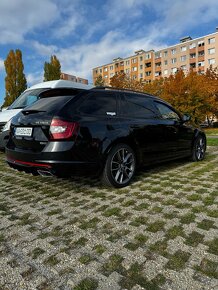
[15,127,33,137]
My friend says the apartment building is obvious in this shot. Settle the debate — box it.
[61,73,88,85]
[93,29,218,86]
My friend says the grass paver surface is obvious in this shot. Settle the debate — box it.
[0,146,217,289]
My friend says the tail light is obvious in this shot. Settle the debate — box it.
[50,118,79,140]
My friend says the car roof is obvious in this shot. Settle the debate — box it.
[25,80,94,91]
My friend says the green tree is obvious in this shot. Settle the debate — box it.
[3,49,27,107]
[94,74,105,86]
[44,55,61,81]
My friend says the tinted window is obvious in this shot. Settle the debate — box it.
[78,92,117,115]
[10,88,47,109]
[155,102,180,121]
[121,93,157,118]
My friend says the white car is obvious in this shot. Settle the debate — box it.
[0,80,93,149]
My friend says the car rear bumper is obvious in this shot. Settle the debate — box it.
[6,146,100,176]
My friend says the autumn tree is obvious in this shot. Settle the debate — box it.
[110,72,144,92]
[3,49,27,107]
[44,55,61,81]
[204,66,218,125]
[94,74,105,86]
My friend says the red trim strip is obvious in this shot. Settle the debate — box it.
[7,157,52,169]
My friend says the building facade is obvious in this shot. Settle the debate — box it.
[92,30,218,86]
[61,73,88,85]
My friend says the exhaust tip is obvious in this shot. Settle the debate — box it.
[37,170,54,177]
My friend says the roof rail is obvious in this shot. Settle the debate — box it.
[92,86,152,96]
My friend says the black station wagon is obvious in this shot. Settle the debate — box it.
[6,87,206,187]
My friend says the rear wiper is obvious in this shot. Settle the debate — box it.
[22,110,46,115]
[11,106,25,109]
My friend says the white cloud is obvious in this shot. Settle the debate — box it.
[26,72,43,87]
[0,58,4,71]
[0,0,58,44]
[32,41,58,56]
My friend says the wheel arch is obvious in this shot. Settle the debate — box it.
[102,137,142,168]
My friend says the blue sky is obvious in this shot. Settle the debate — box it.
[0,0,218,106]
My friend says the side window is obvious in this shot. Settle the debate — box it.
[78,92,117,115]
[155,102,180,121]
[121,93,157,118]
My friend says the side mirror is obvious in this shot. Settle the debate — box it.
[182,114,191,123]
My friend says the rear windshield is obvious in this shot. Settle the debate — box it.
[22,96,74,114]
[9,89,48,109]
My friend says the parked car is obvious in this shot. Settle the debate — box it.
[5,87,206,187]
[0,80,93,150]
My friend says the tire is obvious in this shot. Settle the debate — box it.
[101,144,136,188]
[191,135,206,161]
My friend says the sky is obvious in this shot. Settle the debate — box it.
[0,0,218,105]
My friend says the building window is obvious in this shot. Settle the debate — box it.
[190,53,196,58]
[110,73,114,77]
[126,60,130,65]
[208,37,215,44]
[164,69,168,75]
[155,62,161,67]
[104,75,108,78]
[189,43,196,49]
[125,68,130,74]
[132,75,137,80]
[155,72,161,76]
[145,71,151,76]
[145,53,151,59]
[198,61,204,67]
[163,51,168,57]
[164,60,168,65]
[181,65,187,71]
[100,69,102,73]
[132,66,137,72]
[198,40,204,47]
[171,48,176,55]
[155,52,161,59]
[171,67,177,74]
[181,46,187,52]
[110,65,113,70]
[180,55,186,62]
[198,51,205,57]
[104,67,108,72]
[208,58,215,65]
[139,73,143,78]
[171,58,177,64]
[95,69,98,74]
[208,48,215,55]
[145,62,151,68]
[140,56,143,61]
[132,58,137,63]
[140,65,143,70]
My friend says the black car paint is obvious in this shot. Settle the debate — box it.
[6,89,205,177]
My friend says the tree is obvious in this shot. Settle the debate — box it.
[110,72,144,92]
[94,74,105,86]
[3,49,27,107]
[44,55,61,81]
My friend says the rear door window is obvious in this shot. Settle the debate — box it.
[121,93,157,118]
[78,92,117,116]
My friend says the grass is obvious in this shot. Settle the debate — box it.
[166,251,190,270]
[195,258,218,279]
[185,231,204,247]
[207,138,218,146]
[74,278,98,290]
[102,254,124,276]
[204,128,218,135]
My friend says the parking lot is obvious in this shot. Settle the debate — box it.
[0,147,217,290]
